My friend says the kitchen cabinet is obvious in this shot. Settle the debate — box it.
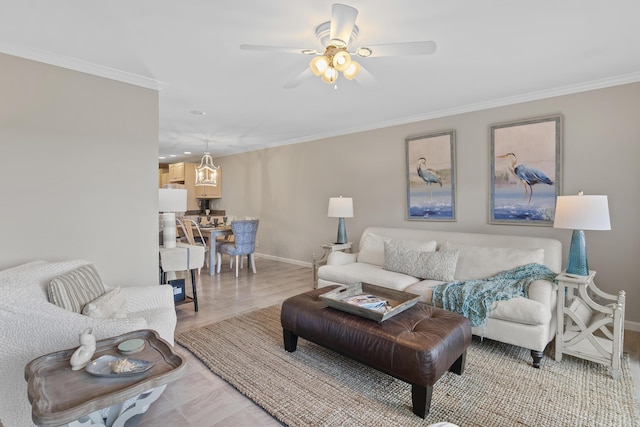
[168,163,185,182]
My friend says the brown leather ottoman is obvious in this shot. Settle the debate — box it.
[280,286,472,418]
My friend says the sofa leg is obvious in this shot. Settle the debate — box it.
[531,350,543,368]
[411,384,432,418]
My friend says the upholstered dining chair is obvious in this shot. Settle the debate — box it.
[216,219,259,277]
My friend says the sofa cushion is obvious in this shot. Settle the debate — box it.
[357,233,386,265]
[318,262,419,291]
[47,264,106,313]
[441,242,545,280]
[384,241,458,281]
[489,297,551,326]
[82,287,127,318]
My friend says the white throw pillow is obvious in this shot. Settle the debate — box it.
[48,264,106,313]
[82,287,127,319]
[441,242,545,280]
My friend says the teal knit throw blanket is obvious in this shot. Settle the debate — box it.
[432,263,557,327]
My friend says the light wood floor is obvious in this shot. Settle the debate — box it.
[129,258,640,426]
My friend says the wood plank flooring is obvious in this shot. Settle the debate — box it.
[129,258,640,426]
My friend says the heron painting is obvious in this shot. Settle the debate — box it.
[491,115,562,225]
[406,130,456,221]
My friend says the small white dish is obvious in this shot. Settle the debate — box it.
[86,355,155,377]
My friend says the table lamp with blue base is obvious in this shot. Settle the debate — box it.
[328,196,354,245]
[553,192,611,276]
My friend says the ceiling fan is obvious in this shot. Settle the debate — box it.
[240,3,437,88]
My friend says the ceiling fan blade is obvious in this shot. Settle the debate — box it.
[330,4,358,46]
[283,68,313,89]
[354,65,377,87]
[240,44,318,55]
[359,41,437,58]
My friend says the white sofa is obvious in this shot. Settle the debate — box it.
[0,260,177,427]
[318,227,562,368]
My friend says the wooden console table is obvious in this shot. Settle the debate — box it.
[25,329,185,427]
[554,271,625,379]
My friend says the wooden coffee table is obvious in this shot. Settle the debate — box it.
[24,329,185,427]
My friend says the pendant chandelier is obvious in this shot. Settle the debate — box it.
[195,141,219,186]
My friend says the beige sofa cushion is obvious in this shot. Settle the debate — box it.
[318,262,419,291]
[441,242,545,280]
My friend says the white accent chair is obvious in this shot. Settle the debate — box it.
[0,260,177,427]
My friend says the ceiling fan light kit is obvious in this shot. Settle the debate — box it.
[241,3,437,88]
[309,45,361,84]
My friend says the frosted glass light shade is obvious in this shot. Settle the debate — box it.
[321,66,338,83]
[332,50,352,72]
[343,61,361,80]
[309,56,329,76]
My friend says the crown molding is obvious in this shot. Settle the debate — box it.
[280,71,640,147]
[0,43,163,91]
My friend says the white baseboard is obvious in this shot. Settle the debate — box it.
[255,252,312,268]
[625,319,640,332]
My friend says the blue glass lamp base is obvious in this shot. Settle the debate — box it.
[336,218,348,244]
[566,229,589,276]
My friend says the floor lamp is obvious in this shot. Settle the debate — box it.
[328,196,354,244]
[553,192,611,276]
[159,188,187,248]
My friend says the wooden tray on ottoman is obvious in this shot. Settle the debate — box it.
[319,282,420,322]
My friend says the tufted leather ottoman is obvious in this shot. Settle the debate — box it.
[281,286,472,418]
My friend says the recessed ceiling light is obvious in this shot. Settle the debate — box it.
[169,154,177,157]
[190,110,206,115]
[184,151,191,155]
[159,156,166,160]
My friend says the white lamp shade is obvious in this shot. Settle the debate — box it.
[328,197,354,218]
[553,195,611,230]
[158,188,187,213]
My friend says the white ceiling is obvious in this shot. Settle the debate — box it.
[2,1,639,163]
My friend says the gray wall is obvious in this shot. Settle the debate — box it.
[0,53,159,287]
[211,82,640,326]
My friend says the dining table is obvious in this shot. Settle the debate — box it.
[197,225,233,276]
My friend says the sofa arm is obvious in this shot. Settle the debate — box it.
[326,251,358,265]
[528,279,558,310]
[120,285,175,313]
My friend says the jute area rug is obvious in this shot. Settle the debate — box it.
[176,306,640,427]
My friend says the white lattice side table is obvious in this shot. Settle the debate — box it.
[555,271,625,379]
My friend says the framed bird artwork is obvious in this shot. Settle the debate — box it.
[491,114,562,225]
[405,130,456,221]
